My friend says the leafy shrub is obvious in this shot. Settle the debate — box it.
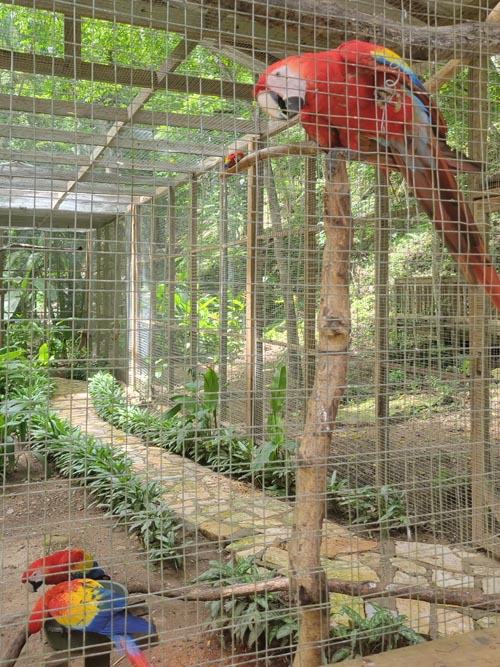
[328,472,411,536]
[328,604,425,663]
[197,556,298,651]
[89,369,253,478]
[251,363,297,493]
[28,408,182,567]
[0,348,52,478]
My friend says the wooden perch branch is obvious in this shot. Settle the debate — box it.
[221,143,320,176]
[127,576,500,611]
[1,627,27,667]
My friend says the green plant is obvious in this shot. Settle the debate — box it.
[0,348,53,478]
[251,363,297,493]
[197,556,298,651]
[328,604,425,663]
[89,370,255,484]
[28,406,183,567]
[328,476,411,537]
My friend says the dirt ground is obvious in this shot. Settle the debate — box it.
[0,456,277,667]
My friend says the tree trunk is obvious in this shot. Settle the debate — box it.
[289,157,352,667]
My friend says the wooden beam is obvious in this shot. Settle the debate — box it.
[0,50,254,100]
[0,93,258,133]
[468,53,493,550]
[188,176,198,366]
[336,628,500,667]
[0,209,116,229]
[166,186,177,392]
[373,169,390,504]
[245,140,258,431]
[0,147,193,177]
[0,176,154,196]
[303,155,317,393]
[6,0,307,56]
[0,122,228,157]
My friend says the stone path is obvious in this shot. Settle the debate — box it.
[51,378,500,639]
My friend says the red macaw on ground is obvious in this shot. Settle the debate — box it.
[28,578,154,667]
[254,40,500,311]
[22,549,109,591]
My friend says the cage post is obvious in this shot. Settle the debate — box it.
[188,175,199,369]
[263,160,303,405]
[245,143,264,436]
[304,155,318,394]
[129,206,139,385]
[166,186,177,391]
[289,157,352,667]
[100,222,114,371]
[147,205,158,395]
[0,231,5,348]
[219,176,229,420]
[468,53,493,549]
[374,169,391,522]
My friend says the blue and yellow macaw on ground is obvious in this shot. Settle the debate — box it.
[28,578,154,667]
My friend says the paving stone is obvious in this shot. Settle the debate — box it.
[320,535,378,559]
[393,570,428,587]
[481,577,500,594]
[230,545,267,560]
[260,546,289,573]
[336,552,381,571]
[198,519,254,543]
[477,615,500,628]
[432,569,475,588]
[322,558,379,583]
[225,534,270,553]
[471,565,500,577]
[435,606,474,636]
[395,598,431,635]
[395,541,465,573]
[391,557,427,576]
[329,593,365,625]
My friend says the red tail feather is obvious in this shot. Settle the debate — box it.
[115,636,151,667]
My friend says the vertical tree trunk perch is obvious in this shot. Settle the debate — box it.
[290,157,352,667]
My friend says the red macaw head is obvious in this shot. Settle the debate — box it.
[254,56,307,121]
[22,549,109,592]
[224,151,245,169]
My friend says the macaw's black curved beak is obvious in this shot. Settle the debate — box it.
[268,91,303,119]
[30,581,43,592]
[283,95,304,117]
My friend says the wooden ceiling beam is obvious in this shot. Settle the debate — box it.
[0,93,259,133]
[45,38,207,215]
[0,147,202,174]
[6,0,294,56]
[0,123,228,157]
[0,208,117,230]
[0,49,254,100]
[0,164,175,187]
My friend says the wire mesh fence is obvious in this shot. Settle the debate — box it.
[1,1,500,666]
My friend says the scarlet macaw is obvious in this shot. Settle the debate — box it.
[28,578,154,667]
[22,549,109,591]
[224,150,245,169]
[254,40,500,311]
